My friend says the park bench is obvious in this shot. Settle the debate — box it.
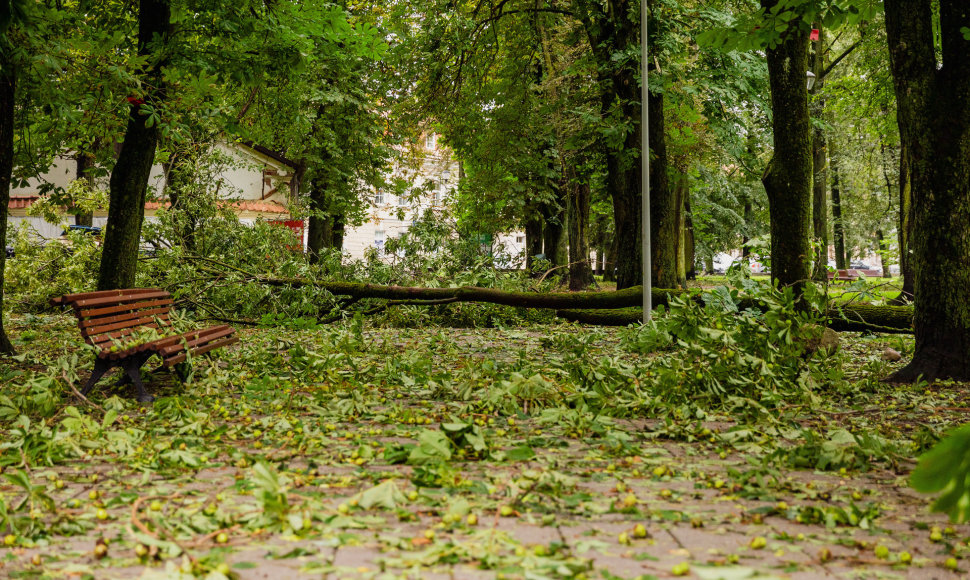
[51,288,238,403]
[827,268,862,283]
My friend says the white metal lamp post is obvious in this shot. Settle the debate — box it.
[642,0,652,323]
[806,71,817,90]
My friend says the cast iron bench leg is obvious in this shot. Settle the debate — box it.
[115,352,153,386]
[122,358,154,404]
[81,359,111,396]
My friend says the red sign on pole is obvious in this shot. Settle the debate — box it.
[810,29,820,41]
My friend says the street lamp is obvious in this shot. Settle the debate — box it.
[442,169,451,183]
[806,71,817,90]
[641,0,652,323]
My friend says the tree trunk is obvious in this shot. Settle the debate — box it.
[165,148,198,252]
[811,28,829,280]
[524,215,544,271]
[97,0,171,290]
[541,182,566,269]
[603,235,617,282]
[331,213,345,251]
[684,194,696,280]
[892,144,914,302]
[567,178,593,291]
[741,197,752,259]
[671,174,688,288]
[761,0,813,296]
[306,175,330,264]
[600,73,640,288]
[647,90,677,289]
[705,254,714,275]
[876,229,892,278]
[830,137,848,269]
[74,153,94,227]
[0,53,17,354]
[885,0,970,381]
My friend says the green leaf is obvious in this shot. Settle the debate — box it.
[407,430,452,465]
[910,424,970,523]
[354,479,407,510]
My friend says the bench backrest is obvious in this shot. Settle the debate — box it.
[51,288,174,349]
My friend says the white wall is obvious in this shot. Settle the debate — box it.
[10,143,291,203]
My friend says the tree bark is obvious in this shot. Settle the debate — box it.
[671,174,688,288]
[0,51,17,354]
[684,193,696,279]
[97,0,171,290]
[306,174,331,264]
[741,197,752,259]
[648,90,677,289]
[876,229,892,278]
[331,213,345,251]
[830,137,847,269]
[603,235,617,282]
[566,177,593,291]
[524,215,544,271]
[885,0,970,381]
[811,28,829,280]
[74,153,94,227]
[892,144,914,302]
[540,182,566,269]
[761,1,814,296]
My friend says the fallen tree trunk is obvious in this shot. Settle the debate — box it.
[558,303,914,333]
[185,258,914,332]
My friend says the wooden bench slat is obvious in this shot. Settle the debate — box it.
[79,298,174,319]
[98,325,232,360]
[157,326,236,357]
[148,325,232,352]
[78,306,173,330]
[91,323,165,348]
[72,290,171,309]
[51,288,160,307]
[81,312,171,338]
[163,336,240,367]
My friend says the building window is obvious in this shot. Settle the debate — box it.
[374,230,385,255]
[374,190,384,205]
[516,236,524,244]
[398,193,408,207]
[425,133,437,150]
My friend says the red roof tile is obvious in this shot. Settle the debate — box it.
[144,200,288,214]
[8,196,40,209]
